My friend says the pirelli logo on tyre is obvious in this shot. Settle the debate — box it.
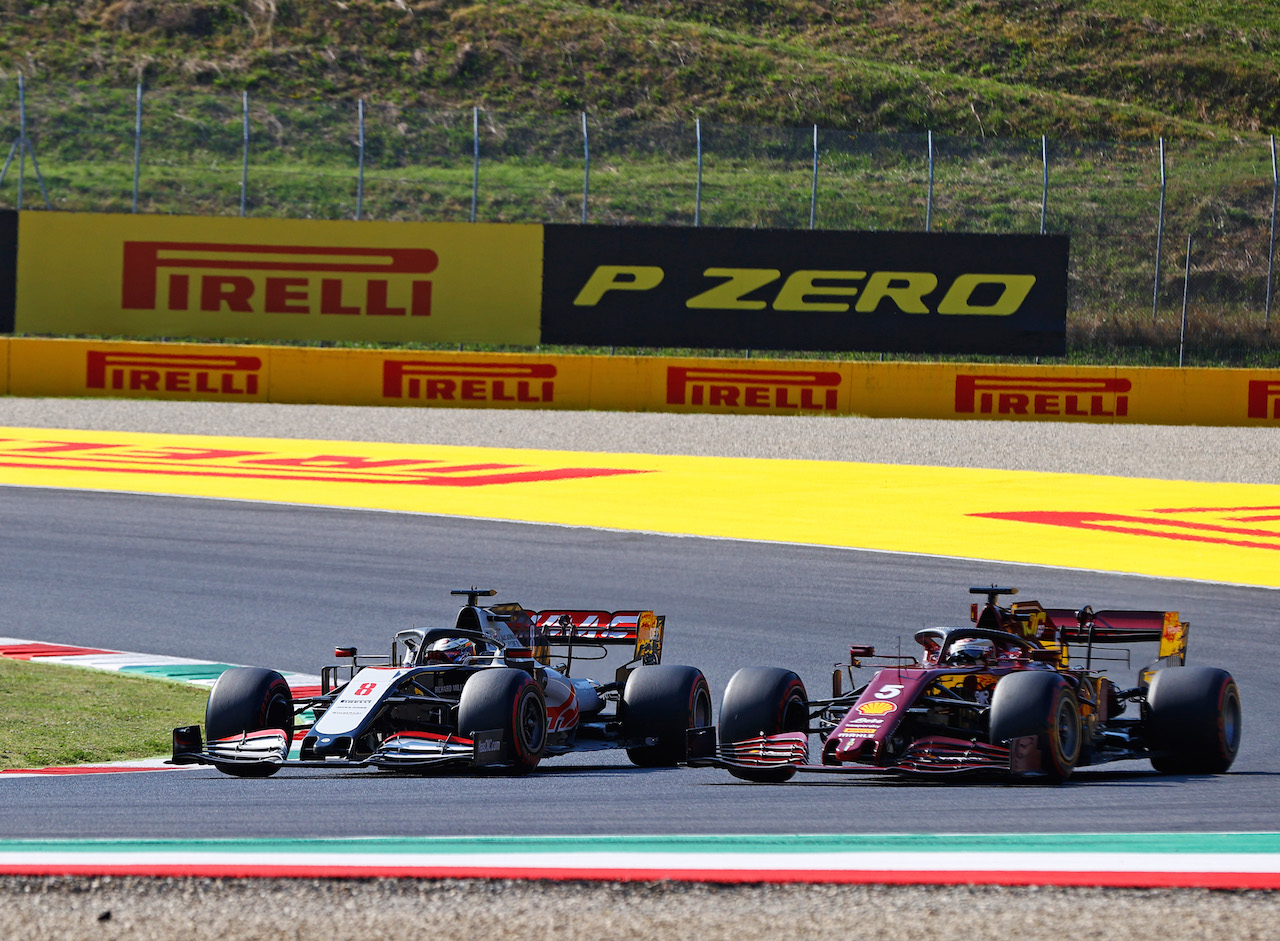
[1247,380,1280,420]
[121,242,436,318]
[666,365,842,412]
[383,360,556,406]
[86,350,264,398]
[954,374,1130,419]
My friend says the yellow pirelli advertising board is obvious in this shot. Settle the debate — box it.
[15,213,543,345]
[841,363,1280,426]
[4,338,1278,427]
[846,363,1132,422]
[8,338,270,402]
[269,347,595,410]
[636,357,855,415]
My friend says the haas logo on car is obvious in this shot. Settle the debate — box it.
[545,676,580,733]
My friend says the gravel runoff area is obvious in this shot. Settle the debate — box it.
[4,877,1280,941]
[2,396,1278,939]
[1,397,1279,484]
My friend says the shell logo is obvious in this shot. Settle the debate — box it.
[856,700,896,716]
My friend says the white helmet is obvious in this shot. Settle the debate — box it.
[427,636,476,664]
[948,637,994,665]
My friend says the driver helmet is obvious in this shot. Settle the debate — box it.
[426,636,476,663]
[949,636,995,665]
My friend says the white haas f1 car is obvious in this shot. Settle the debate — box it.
[703,587,1242,783]
[172,589,712,776]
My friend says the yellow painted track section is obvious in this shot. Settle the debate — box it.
[2,427,1278,588]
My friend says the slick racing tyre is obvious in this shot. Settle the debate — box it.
[1146,666,1241,774]
[621,665,713,767]
[989,671,1081,783]
[458,668,547,774]
[718,667,809,783]
[204,667,295,778]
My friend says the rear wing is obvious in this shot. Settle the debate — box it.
[1045,608,1187,660]
[532,610,664,665]
[1043,607,1188,681]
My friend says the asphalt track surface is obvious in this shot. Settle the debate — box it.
[0,400,1277,839]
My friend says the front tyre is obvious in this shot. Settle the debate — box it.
[621,665,713,767]
[718,667,809,783]
[989,671,1081,783]
[1147,666,1241,774]
[204,667,294,778]
[458,668,547,774]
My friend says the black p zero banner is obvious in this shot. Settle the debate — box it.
[541,225,1068,355]
[0,210,16,334]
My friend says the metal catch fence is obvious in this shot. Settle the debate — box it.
[1,78,1277,360]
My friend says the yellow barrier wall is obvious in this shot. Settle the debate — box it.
[15,213,543,345]
[268,347,596,410]
[5,338,1279,426]
[10,338,271,402]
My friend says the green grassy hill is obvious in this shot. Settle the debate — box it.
[2,0,1276,139]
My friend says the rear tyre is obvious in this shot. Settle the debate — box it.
[458,668,547,774]
[718,667,809,783]
[989,671,1080,782]
[621,665,713,767]
[1147,667,1241,774]
[204,667,294,778]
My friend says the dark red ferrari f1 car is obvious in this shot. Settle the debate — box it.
[705,587,1241,783]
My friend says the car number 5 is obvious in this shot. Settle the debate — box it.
[874,684,905,700]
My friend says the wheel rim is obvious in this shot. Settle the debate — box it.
[266,693,293,735]
[518,690,546,754]
[692,685,713,728]
[1222,689,1242,753]
[782,692,808,733]
[1055,695,1081,764]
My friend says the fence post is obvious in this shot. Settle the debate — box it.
[0,75,52,210]
[1266,133,1277,326]
[809,124,819,230]
[925,129,934,232]
[1153,137,1167,321]
[1180,233,1192,367]
[15,74,23,209]
[1039,134,1048,234]
[132,83,143,213]
[239,90,250,217]
[19,74,50,210]
[581,111,590,224]
[355,98,365,220]
[695,117,703,227]
[470,106,480,223]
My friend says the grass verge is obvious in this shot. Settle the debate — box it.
[0,657,208,771]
